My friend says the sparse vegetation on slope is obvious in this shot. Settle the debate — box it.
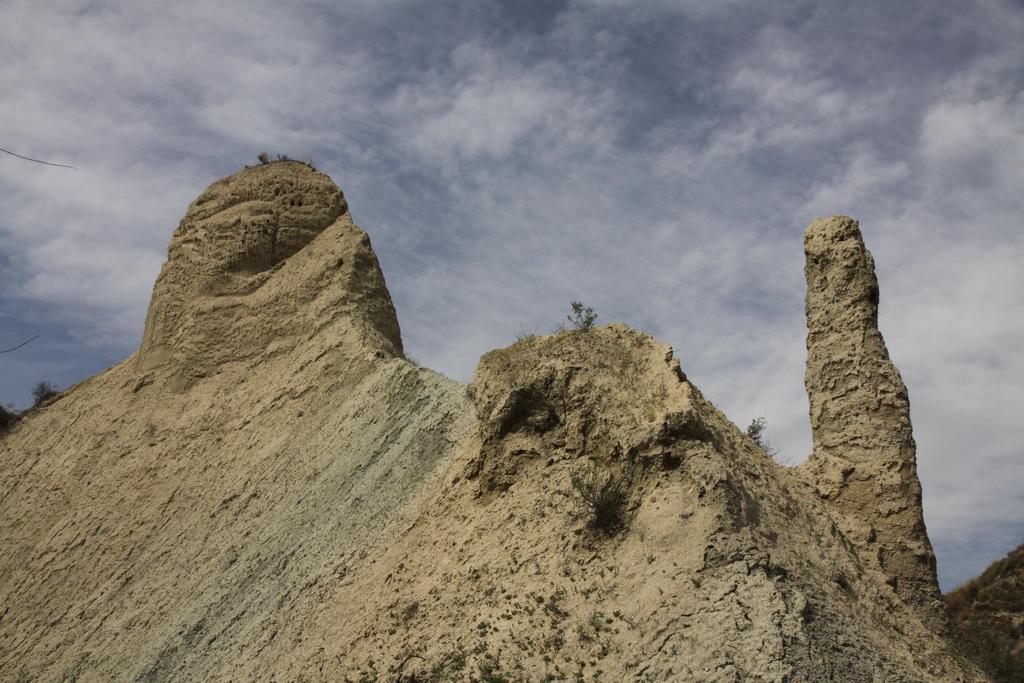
[31,381,57,406]
[951,621,1023,682]
[946,543,1024,682]
[569,465,634,536]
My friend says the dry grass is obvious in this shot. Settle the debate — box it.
[945,543,1024,682]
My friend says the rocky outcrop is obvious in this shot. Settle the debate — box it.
[138,161,403,386]
[466,326,705,493]
[800,215,946,632]
[0,171,978,681]
[0,163,465,682]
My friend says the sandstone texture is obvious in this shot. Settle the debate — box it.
[0,166,982,681]
[138,161,402,382]
[800,216,945,633]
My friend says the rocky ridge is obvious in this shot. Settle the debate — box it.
[0,163,981,681]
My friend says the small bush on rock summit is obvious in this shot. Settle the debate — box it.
[566,301,597,331]
[253,153,317,170]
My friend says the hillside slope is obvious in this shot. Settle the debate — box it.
[0,163,980,681]
[946,544,1024,681]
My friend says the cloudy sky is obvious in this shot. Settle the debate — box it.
[1,0,1022,590]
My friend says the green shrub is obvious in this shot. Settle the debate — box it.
[570,466,633,535]
[31,381,58,406]
[745,417,776,456]
[566,302,597,331]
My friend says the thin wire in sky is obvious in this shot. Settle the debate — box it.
[0,146,77,170]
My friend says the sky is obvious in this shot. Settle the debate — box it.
[1,0,1022,591]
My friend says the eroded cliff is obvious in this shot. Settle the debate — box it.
[0,165,978,681]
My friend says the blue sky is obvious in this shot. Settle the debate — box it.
[1,0,1022,590]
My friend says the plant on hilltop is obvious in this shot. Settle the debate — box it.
[570,465,633,536]
[566,301,597,331]
[31,381,58,406]
[745,417,776,457]
[253,153,317,169]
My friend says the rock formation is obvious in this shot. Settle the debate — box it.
[0,165,981,681]
[137,161,402,385]
[800,216,946,632]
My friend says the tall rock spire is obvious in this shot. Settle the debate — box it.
[801,215,947,632]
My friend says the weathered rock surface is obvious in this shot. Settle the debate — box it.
[138,161,402,383]
[1,163,464,681]
[0,168,980,681]
[800,216,946,633]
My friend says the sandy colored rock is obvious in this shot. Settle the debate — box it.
[800,215,946,633]
[0,171,982,681]
[138,161,402,383]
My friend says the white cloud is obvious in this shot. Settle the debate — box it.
[921,92,1024,206]
[384,41,618,175]
[800,146,911,219]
